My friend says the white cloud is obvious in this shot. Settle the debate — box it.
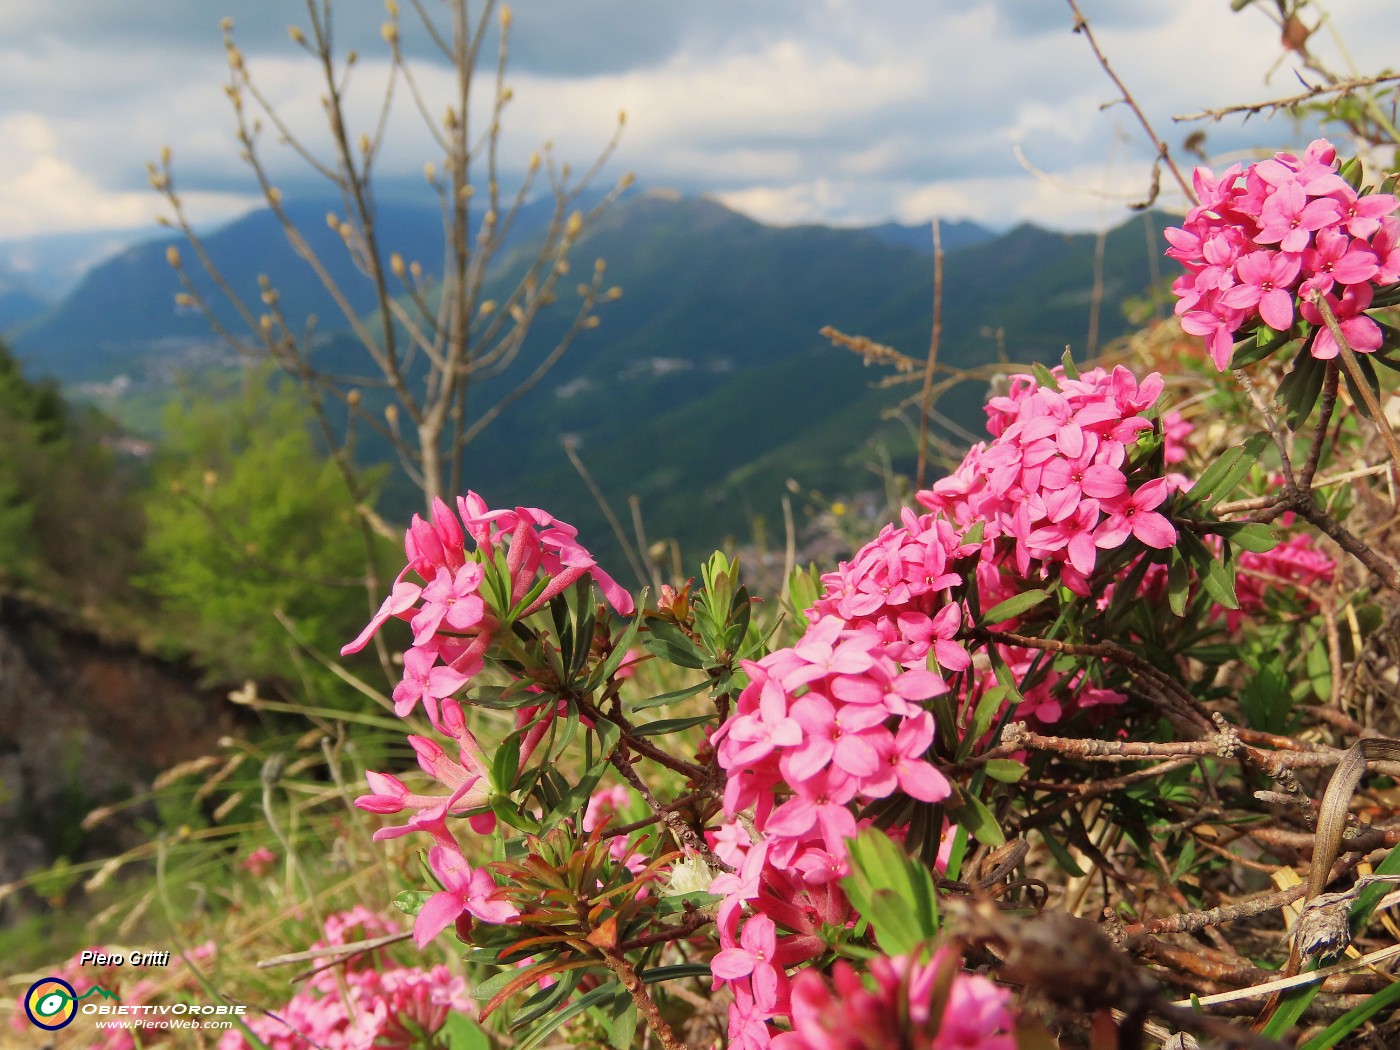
[0,0,1397,242]
[0,113,254,237]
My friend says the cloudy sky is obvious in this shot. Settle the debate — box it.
[1,0,1396,252]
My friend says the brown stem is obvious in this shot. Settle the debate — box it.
[1064,0,1194,203]
[595,944,690,1050]
[915,219,944,492]
[1299,362,1339,491]
[608,743,731,874]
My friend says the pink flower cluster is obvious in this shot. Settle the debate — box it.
[919,365,1177,597]
[706,511,985,1044]
[341,492,634,727]
[1168,138,1399,369]
[221,909,472,1050]
[346,494,642,949]
[1228,527,1336,633]
[774,950,1014,1050]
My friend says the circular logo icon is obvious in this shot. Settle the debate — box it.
[24,977,78,1031]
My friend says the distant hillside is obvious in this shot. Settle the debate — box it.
[0,272,49,332]
[12,189,1172,564]
[10,193,596,382]
[861,218,995,254]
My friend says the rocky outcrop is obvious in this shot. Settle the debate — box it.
[0,592,237,913]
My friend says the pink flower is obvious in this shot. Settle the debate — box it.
[392,645,472,723]
[1301,227,1379,296]
[1095,478,1176,551]
[1255,180,1342,253]
[1300,282,1383,359]
[240,846,277,877]
[1221,250,1301,330]
[413,847,518,948]
[712,914,783,1012]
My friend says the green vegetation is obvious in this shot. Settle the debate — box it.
[0,340,142,612]
[139,370,393,685]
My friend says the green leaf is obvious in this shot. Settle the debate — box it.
[842,828,940,956]
[964,685,1015,757]
[1299,981,1400,1050]
[1279,344,1328,429]
[490,794,541,834]
[607,993,639,1049]
[631,713,718,737]
[1262,963,1321,1038]
[1339,352,1381,420]
[443,1014,493,1050]
[639,964,714,983]
[1184,432,1267,508]
[1039,828,1087,877]
[541,755,612,828]
[1221,522,1279,553]
[948,793,1005,847]
[393,890,432,917]
[1031,361,1058,389]
[587,615,642,690]
[632,679,709,712]
[491,729,522,792]
[1350,841,1400,929]
[980,589,1051,625]
[1166,550,1190,618]
[1060,348,1080,379]
[984,759,1027,783]
[1229,325,1293,368]
[518,985,621,1050]
[1200,551,1239,610]
[472,967,525,1002]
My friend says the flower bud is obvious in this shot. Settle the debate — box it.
[165,245,181,268]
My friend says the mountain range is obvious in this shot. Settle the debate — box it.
[9,190,1172,567]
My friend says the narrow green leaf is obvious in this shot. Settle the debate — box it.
[1220,522,1279,553]
[607,996,639,1050]
[1281,346,1328,429]
[1262,966,1320,1038]
[587,615,642,690]
[1184,432,1268,508]
[980,589,1051,625]
[964,685,1016,757]
[1229,326,1292,368]
[632,713,717,737]
[1166,550,1190,618]
[984,759,1027,783]
[1039,828,1087,877]
[1299,981,1400,1050]
[1060,348,1080,379]
[948,794,1005,847]
[444,1014,493,1050]
[1200,550,1240,611]
[632,680,709,712]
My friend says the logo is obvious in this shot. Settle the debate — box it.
[23,978,119,1031]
